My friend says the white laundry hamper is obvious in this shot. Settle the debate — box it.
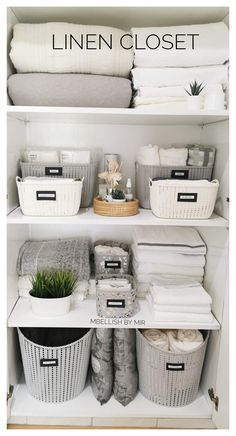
[149,178,219,219]
[17,327,93,403]
[136,329,209,407]
[16,177,83,216]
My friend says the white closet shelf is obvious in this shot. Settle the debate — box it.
[11,379,212,420]
[8,297,220,330]
[7,106,229,126]
[7,207,228,227]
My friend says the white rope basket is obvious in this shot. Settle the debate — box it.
[149,178,219,219]
[16,176,83,216]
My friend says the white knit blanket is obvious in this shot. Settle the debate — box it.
[10,23,134,77]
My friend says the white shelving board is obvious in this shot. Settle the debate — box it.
[8,297,220,330]
[7,207,228,228]
[11,379,212,420]
[7,106,229,126]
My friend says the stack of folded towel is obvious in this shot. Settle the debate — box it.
[142,328,204,352]
[147,278,213,324]
[8,23,133,107]
[132,226,206,296]
[17,238,91,302]
[136,144,188,166]
[131,22,228,111]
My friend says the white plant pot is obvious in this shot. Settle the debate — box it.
[29,293,71,317]
[112,198,126,203]
[204,90,225,111]
[187,95,202,111]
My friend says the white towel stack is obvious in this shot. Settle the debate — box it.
[131,22,228,111]
[147,278,213,324]
[136,144,188,166]
[132,226,206,297]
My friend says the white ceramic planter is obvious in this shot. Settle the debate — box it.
[112,198,126,203]
[187,95,202,111]
[29,293,71,317]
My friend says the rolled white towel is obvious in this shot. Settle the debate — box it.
[167,329,203,353]
[136,144,160,166]
[142,329,169,351]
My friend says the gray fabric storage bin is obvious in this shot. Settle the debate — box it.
[94,241,130,276]
[20,162,98,208]
[135,162,213,209]
[18,327,93,403]
[136,329,209,407]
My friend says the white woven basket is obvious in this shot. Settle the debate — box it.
[136,329,209,407]
[18,328,93,403]
[149,178,219,219]
[16,177,83,216]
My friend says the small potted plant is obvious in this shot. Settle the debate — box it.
[112,189,126,203]
[185,80,205,111]
[29,270,78,317]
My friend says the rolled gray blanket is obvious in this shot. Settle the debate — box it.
[16,238,90,280]
[7,73,132,108]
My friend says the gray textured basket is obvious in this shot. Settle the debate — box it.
[17,328,93,403]
[135,162,213,209]
[20,162,98,208]
[96,274,138,318]
[136,329,209,407]
[94,241,130,275]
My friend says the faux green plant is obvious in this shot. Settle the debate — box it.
[185,80,205,96]
[30,270,78,299]
[112,189,125,200]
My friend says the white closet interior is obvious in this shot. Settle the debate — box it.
[7,6,229,429]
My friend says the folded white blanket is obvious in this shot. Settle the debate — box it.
[23,150,59,163]
[132,259,204,277]
[133,226,206,255]
[136,144,160,165]
[142,329,169,351]
[150,282,212,305]
[135,273,203,284]
[137,84,223,98]
[18,275,89,300]
[133,102,188,112]
[132,22,228,68]
[152,304,211,314]
[10,23,134,77]
[132,245,205,267]
[132,65,229,89]
[159,147,188,166]
[142,328,204,352]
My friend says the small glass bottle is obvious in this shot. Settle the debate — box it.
[125,178,133,201]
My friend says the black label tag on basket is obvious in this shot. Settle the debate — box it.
[166,363,185,371]
[105,260,121,269]
[36,191,56,201]
[40,358,58,367]
[177,193,197,202]
[171,169,189,179]
[45,166,63,176]
[106,299,125,308]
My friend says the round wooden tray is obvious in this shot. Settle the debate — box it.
[93,197,139,217]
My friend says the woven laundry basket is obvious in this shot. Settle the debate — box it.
[20,162,97,207]
[136,329,209,407]
[17,327,93,403]
[16,177,83,216]
[135,162,213,209]
[96,274,138,318]
[149,179,219,219]
[94,241,130,275]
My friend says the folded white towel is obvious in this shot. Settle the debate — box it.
[152,304,211,314]
[135,273,203,284]
[150,282,212,306]
[142,329,169,351]
[159,147,188,166]
[136,144,160,165]
[133,101,188,112]
[132,65,228,89]
[133,226,206,255]
[137,84,223,98]
[132,22,228,68]
[60,150,91,164]
[132,259,204,277]
[10,23,134,77]
[167,329,203,352]
[132,245,205,267]
[23,150,59,163]
[150,308,213,324]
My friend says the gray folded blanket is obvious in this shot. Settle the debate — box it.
[17,238,90,280]
[7,73,132,108]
